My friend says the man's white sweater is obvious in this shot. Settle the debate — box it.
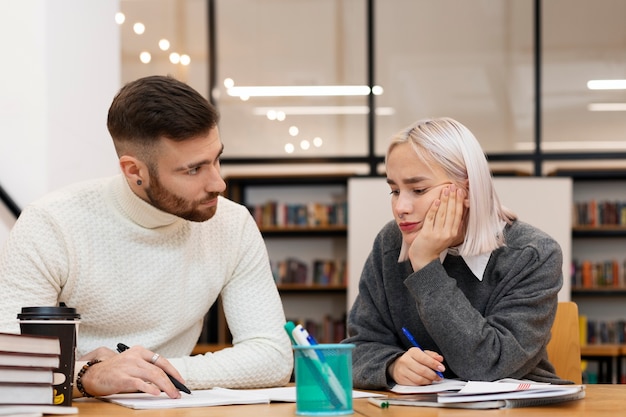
[0,175,292,388]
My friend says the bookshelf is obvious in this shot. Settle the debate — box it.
[552,170,626,353]
[224,174,350,343]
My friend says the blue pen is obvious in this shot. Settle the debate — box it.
[401,327,445,379]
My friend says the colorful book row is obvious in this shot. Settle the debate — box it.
[571,259,625,289]
[573,200,626,227]
[579,315,626,345]
[272,258,347,287]
[249,201,347,228]
[287,315,347,344]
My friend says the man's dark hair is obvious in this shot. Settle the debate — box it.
[107,75,220,158]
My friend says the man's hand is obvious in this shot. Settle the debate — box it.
[78,345,186,398]
[388,348,445,386]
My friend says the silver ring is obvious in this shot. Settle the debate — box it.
[150,353,160,364]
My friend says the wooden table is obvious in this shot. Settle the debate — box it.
[69,385,625,416]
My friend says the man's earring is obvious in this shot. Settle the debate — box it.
[137,179,142,186]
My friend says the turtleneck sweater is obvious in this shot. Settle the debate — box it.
[0,174,292,389]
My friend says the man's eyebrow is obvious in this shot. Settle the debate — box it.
[174,145,224,172]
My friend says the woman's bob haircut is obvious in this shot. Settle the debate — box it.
[386,117,516,258]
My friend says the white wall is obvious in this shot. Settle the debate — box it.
[348,177,573,310]
[0,0,120,245]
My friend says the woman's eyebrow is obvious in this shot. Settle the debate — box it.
[386,176,428,185]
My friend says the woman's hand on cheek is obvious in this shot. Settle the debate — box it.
[408,185,467,271]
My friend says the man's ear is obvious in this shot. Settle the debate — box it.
[119,155,149,186]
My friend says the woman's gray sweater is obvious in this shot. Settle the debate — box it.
[344,219,569,389]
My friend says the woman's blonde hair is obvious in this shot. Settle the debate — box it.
[386,117,516,257]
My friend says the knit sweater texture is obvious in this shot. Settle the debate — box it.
[0,175,293,389]
[344,219,568,389]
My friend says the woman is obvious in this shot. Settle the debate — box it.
[344,117,568,389]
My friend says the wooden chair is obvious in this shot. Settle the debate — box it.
[546,301,582,384]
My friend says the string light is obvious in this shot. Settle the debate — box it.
[133,22,145,35]
[158,39,170,51]
[115,12,125,25]
[139,51,151,64]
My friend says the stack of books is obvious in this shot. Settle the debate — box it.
[0,332,77,415]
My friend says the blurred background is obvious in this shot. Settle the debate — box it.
[118,0,626,176]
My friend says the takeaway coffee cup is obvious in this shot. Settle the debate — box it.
[18,304,81,406]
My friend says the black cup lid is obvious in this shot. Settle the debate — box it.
[17,305,80,320]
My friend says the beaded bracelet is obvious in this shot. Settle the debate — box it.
[76,359,101,398]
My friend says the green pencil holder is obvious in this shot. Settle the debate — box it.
[293,343,354,416]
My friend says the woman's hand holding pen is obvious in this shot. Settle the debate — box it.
[408,184,468,272]
[388,348,445,386]
[77,345,185,398]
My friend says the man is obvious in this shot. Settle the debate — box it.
[0,75,293,398]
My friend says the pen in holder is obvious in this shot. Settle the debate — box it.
[293,343,354,416]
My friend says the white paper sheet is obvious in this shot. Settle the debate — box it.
[101,387,270,410]
[100,386,384,410]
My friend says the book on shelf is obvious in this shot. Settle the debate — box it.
[287,315,346,344]
[583,318,626,344]
[249,200,347,229]
[573,199,626,227]
[312,259,347,286]
[579,315,588,347]
[273,258,309,285]
[571,259,624,289]
[272,258,347,287]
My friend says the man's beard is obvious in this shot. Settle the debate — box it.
[145,170,219,222]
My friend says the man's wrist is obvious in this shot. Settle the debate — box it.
[76,359,102,398]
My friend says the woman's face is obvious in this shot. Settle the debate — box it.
[386,142,455,247]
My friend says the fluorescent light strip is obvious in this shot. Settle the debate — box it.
[515,141,626,151]
[587,79,626,90]
[227,85,382,97]
[252,106,395,116]
[588,103,626,111]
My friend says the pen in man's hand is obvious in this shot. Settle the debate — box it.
[116,343,191,394]
[401,327,445,379]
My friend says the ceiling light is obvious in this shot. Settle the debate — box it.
[227,85,384,98]
[587,80,626,90]
[252,106,395,116]
[515,141,626,151]
[588,103,626,111]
